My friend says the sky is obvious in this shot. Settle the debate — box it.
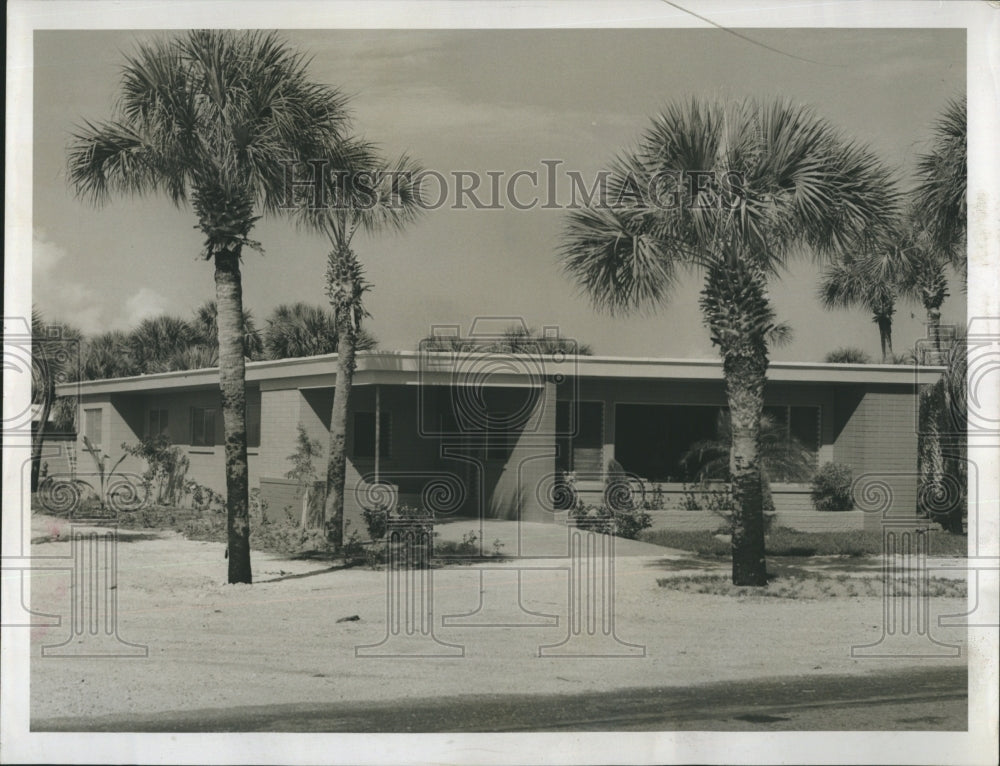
[32,27,966,361]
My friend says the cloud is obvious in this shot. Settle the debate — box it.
[123,287,170,327]
[32,228,104,334]
[33,228,171,335]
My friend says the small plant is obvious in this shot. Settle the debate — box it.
[811,462,855,511]
[569,503,614,533]
[676,480,774,534]
[77,436,139,512]
[393,504,435,534]
[362,504,389,541]
[122,435,189,506]
[285,424,323,527]
[184,480,225,513]
[640,483,666,511]
[568,503,651,540]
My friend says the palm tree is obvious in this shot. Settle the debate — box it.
[31,309,83,491]
[681,409,817,486]
[263,302,377,360]
[191,300,264,361]
[82,330,140,380]
[156,344,220,372]
[67,30,356,583]
[295,152,423,547]
[913,97,966,286]
[493,325,594,356]
[128,315,199,372]
[896,223,951,363]
[420,325,594,355]
[818,246,904,363]
[560,98,897,585]
[824,347,873,364]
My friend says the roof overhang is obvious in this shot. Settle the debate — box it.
[55,350,946,397]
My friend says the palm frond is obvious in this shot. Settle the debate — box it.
[560,97,901,318]
[913,97,966,282]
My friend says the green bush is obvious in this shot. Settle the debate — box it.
[360,504,434,541]
[362,505,389,540]
[568,503,652,540]
[810,462,854,511]
[675,481,774,534]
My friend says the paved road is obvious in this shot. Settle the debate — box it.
[34,665,965,732]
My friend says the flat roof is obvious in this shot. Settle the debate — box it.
[56,350,946,397]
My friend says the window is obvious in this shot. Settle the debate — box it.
[148,409,169,439]
[353,411,390,459]
[246,401,261,448]
[84,408,103,447]
[763,405,820,482]
[556,401,604,475]
[615,404,719,483]
[614,403,820,484]
[191,407,217,447]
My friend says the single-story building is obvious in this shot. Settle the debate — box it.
[53,350,943,536]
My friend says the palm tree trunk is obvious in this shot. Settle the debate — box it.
[323,312,356,549]
[723,347,769,586]
[876,315,894,363]
[927,306,942,364]
[30,394,54,493]
[214,249,252,584]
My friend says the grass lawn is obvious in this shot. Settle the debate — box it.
[640,526,969,558]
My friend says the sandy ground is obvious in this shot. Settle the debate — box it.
[28,514,967,723]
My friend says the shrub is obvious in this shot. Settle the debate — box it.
[568,503,652,540]
[183,480,225,513]
[640,483,666,511]
[810,462,854,511]
[676,481,774,534]
[434,530,481,557]
[121,436,189,506]
[362,505,389,541]
[361,504,433,541]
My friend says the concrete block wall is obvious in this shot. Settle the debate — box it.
[833,386,921,529]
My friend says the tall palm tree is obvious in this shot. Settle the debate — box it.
[191,300,264,361]
[560,98,897,585]
[31,309,83,491]
[67,30,355,583]
[263,302,377,360]
[913,97,966,286]
[295,153,423,547]
[818,246,903,363]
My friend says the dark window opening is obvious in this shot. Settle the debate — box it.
[191,407,216,447]
[246,401,261,448]
[614,403,820,484]
[354,411,391,459]
[148,408,169,439]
